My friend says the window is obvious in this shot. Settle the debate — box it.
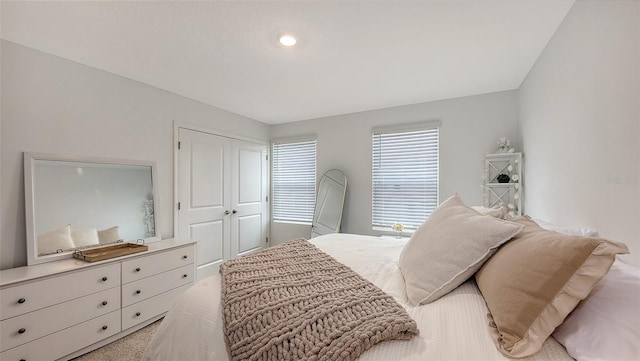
[272,138,317,223]
[372,124,439,230]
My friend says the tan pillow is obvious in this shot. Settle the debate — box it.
[472,204,509,219]
[399,193,524,305]
[37,224,74,254]
[98,226,121,244]
[475,216,629,358]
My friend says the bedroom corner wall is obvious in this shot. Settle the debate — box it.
[518,1,640,265]
[270,91,520,244]
[0,40,270,270]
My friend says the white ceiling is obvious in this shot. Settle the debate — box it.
[1,1,574,124]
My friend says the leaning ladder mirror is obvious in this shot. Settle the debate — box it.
[24,153,159,265]
[310,169,347,238]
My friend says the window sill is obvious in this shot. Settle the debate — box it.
[273,220,312,226]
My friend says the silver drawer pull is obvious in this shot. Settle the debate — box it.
[102,301,108,306]
[18,328,26,334]
[17,298,26,304]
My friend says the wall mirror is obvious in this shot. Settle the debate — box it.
[24,153,159,265]
[310,169,347,238]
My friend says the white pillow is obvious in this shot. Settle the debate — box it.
[98,226,121,244]
[532,218,598,237]
[552,259,640,361]
[71,228,100,247]
[399,193,524,305]
[37,224,74,254]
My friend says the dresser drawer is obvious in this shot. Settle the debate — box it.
[122,264,194,307]
[0,286,120,352]
[122,245,194,284]
[122,283,192,330]
[0,310,120,361]
[0,263,120,320]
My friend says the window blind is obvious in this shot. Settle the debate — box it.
[272,139,317,223]
[372,127,439,230]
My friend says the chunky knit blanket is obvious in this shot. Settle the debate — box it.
[220,239,419,361]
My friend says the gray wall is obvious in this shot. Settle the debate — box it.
[518,0,639,265]
[1,40,270,270]
[5,1,636,270]
[270,91,521,244]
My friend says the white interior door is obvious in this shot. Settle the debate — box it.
[231,141,269,257]
[177,128,231,280]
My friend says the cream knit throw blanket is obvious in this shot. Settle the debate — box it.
[220,239,418,361]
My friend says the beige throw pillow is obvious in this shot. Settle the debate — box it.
[472,204,510,219]
[475,216,629,358]
[71,228,100,247]
[98,226,121,244]
[399,194,524,305]
[37,224,74,254]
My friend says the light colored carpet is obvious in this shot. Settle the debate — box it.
[72,319,162,361]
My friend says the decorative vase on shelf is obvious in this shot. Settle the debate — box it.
[496,137,511,153]
[392,222,404,238]
[496,174,510,183]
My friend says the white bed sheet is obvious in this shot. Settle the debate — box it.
[142,234,573,361]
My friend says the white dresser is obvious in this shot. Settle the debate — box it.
[0,239,195,361]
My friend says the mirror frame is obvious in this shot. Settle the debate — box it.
[24,152,160,265]
[310,169,347,238]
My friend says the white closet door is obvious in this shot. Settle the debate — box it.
[231,140,268,258]
[178,128,231,280]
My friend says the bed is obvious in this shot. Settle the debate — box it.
[141,233,574,361]
[142,192,639,361]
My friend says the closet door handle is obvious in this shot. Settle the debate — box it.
[224,210,230,215]
[232,209,237,214]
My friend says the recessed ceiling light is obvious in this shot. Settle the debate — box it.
[278,34,297,47]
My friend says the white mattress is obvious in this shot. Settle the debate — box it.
[142,233,573,361]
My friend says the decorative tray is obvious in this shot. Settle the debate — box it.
[73,243,148,262]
